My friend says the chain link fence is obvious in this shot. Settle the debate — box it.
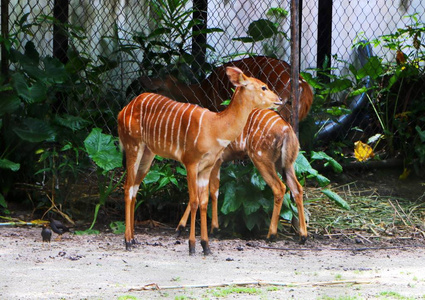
[2,0,425,142]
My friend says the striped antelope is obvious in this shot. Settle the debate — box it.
[118,67,282,255]
[132,58,311,242]
[178,109,308,242]
[130,56,313,123]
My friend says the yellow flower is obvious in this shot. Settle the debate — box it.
[354,141,374,162]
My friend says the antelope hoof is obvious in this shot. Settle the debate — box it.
[299,235,307,245]
[189,240,196,256]
[131,238,140,245]
[176,225,186,237]
[210,227,219,237]
[125,240,132,251]
[266,234,277,242]
[201,240,212,256]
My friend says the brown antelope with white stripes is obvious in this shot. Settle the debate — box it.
[133,57,311,242]
[178,109,307,242]
[118,67,282,255]
[131,56,313,123]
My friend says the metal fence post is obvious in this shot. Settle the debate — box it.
[290,0,300,136]
[53,0,69,64]
[1,0,9,75]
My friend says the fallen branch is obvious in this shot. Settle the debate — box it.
[258,244,425,252]
[128,279,373,291]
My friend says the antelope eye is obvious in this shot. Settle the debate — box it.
[261,86,267,91]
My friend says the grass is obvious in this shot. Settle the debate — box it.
[304,182,425,238]
[208,286,262,297]
[378,291,417,300]
[320,296,361,300]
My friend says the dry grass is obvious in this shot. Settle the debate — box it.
[303,182,425,239]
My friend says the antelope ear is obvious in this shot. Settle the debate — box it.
[226,67,249,87]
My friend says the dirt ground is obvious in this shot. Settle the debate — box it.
[1,168,425,299]
[1,225,425,300]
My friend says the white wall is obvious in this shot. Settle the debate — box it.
[4,0,425,79]
[208,0,425,74]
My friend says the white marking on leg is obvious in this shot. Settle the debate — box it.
[281,137,288,168]
[197,178,209,188]
[214,189,219,200]
[132,184,139,199]
[257,151,262,156]
[217,138,231,147]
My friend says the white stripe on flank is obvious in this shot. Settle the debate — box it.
[164,102,180,152]
[183,105,197,152]
[244,109,262,147]
[194,110,207,146]
[153,98,168,148]
[175,103,192,157]
[128,98,136,135]
[155,99,174,150]
[249,110,274,144]
[122,102,129,131]
[254,115,281,150]
[146,95,162,146]
[143,94,157,142]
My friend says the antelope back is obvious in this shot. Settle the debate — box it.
[128,56,313,121]
[118,93,208,161]
[225,109,299,164]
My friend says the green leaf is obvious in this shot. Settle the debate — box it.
[247,19,278,41]
[266,8,289,19]
[43,56,68,83]
[74,229,100,235]
[314,174,331,187]
[294,152,317,177]
[109,221,126,234]
[244,211,262,231]
[220,182,242,214]
[11,73,47,103]
[250,169,266,190]
[0,92,21,116]
[328,78,352,93]
[83,128,122,172]
[143,170,161,185]
[325,106,352,117]
[14,118,56,142]
[0,193,7,209]
[55,114,90,131]
[24,41,40,64]
[416,126,425,143]
[355,56,383,80]
[0,158,20,171]
[243,194,262,215]
[232,37,255,43]
[321,189,350,210]
[311,151,343,173]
